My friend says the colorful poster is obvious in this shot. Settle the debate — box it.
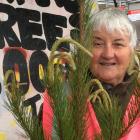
[0,0,98,139]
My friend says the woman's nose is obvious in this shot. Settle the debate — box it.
[102,45,115,59]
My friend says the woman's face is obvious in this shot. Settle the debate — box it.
[91,27,132,86]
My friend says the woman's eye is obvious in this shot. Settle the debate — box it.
[114,43,124,47]
[94,42,104,47]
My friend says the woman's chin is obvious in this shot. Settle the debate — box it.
[98,74,120,85]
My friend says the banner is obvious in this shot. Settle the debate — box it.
[0,0,98,139]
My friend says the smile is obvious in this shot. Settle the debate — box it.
[100,62,116,66]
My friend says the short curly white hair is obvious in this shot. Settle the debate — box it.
[91,8,137,48]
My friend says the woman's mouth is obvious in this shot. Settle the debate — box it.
[100,62,116,66]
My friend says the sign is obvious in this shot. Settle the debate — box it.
[128,9,140,21]
[0,0,79,139]
[0,0,97,140]
[0,0,99,139]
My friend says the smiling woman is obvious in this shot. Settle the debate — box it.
[89,8,140,140]
[90,8,137,86]
[41,8,140,140]
[91,28,132,86]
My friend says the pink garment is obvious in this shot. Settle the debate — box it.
[120,95,140,140]
[42,92,140,140]
[42,92,53,139]
[121,118,140,140]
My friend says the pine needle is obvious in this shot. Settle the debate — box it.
[4,70,44,140]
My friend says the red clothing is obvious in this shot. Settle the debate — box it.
[42,92,140,140]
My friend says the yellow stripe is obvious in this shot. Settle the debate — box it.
[39,64,44,80]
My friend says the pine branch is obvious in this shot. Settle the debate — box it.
[42,1,96,139]
[4,70,44,140]
[89,79,123,140]
[90,71,140,140]
[119,49,140,138]
[43,37,92,139]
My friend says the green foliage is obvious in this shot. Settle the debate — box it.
[94,97,123,140]
[43,0,96,138]
[4,1,140,140]
[4,0,96,139]
[43,37,92,140]
[4,70,44,140]
[89,58,140,140]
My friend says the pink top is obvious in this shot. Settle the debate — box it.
[42,92,140,140]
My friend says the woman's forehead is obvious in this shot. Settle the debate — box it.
[93,26,129,39]
[94,24,128,33]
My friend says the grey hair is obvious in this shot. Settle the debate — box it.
[91,8,137,48]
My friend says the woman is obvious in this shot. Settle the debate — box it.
[89,8,140,140]
[42,8,140,140]
[90,8,137,86]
